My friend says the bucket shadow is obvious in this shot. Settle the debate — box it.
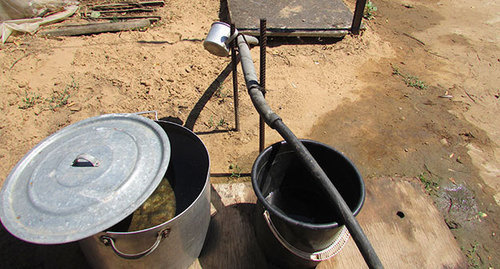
[198,185,271,269]
[159,116,184,126]
[0,225,90,268]
[184,59,239,133]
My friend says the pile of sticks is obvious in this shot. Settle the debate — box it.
[39,1,165,37]
[81,1,165,21]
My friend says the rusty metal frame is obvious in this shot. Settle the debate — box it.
[351,0,367,34]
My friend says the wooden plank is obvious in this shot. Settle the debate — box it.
[194,178,467,268]
[39,19,151,37]
[320,178,467,268]
[84,15,161,21]
[0,178,466,268]
[227,0,353,37]
[89,1,165,10]
[192,183,265,268]
[96,8,155,13]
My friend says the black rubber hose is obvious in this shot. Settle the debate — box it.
[237,36,383,269]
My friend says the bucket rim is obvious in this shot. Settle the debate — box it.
[251,139,365,229]
[210,21,230,27]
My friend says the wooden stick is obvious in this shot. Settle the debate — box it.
[403,32,426,46]
[424,49,449,60]
[10,52,31,69]
[464,90,477,103]
[98,8,155,13]
[90,1,165,9]
[91,4,135,10]
[138,0,165,5]
[39,19,151,36]
[86,15,161,21]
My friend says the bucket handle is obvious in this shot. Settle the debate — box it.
[263,210,350,261]
[100,228,170,260]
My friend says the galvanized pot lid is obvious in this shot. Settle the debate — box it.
[0,113,171,244]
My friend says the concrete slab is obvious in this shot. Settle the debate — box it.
[228,0,354,37]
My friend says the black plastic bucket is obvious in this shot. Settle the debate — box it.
[252,140,365,268]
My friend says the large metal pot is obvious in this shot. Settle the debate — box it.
[80,120,211,268]
[0,114,211,269]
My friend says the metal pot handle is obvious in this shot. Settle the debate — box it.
[263,210,350,261]
[100,228,170,260]
[134,110,159,121]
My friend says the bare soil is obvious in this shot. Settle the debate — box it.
[0,0,498,267]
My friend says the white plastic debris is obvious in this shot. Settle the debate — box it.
[0,0,79,43]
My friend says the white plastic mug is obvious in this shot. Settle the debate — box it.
[203,22,238,57]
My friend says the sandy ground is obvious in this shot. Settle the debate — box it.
[0,0,498,267]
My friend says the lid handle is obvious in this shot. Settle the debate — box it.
[72,154,100,167]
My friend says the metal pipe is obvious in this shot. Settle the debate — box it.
[351,0,367,34]
[259,18,267,152]
[241,35,259,45]
[236,35,383,269]
[231,23,240,131]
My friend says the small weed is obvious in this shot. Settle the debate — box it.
[18,79,77,112]
[46,89,70,111]
[229,163,242,178]
[217,118,228,128]
[46,79,77,111]
[364,1,378,20]
[418,173,439,194]
[19,91,41,109]
[392,66,402,76]
[392,66,428,89]
[67,77,79,91]
[206,116,228,129]
[215,86,229,98]
[207,116,215,128]
[405,76,427,89]
[463,241,481,268]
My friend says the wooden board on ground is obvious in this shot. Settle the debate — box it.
[0,177,466,268]
[193,177,467,268]
[227,0,353,37]
[39,19,152,37]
